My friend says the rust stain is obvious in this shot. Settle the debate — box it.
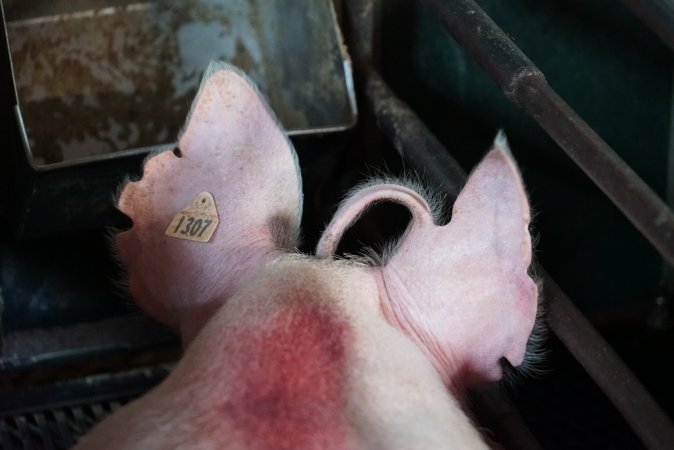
[6,0,260,164]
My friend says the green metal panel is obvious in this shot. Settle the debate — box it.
[381,0,672,313]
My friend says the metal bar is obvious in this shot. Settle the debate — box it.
[418,0,674,270]
[544,274,674,450]
[342,0,465,198]
[619,0,674,52]
[365,69,466,199]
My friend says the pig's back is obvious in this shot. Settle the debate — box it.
[75,256,487,449]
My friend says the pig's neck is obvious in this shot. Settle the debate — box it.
[373,266,469,399]
[178,246,282,345]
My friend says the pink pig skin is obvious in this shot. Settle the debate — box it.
[75,63,538,449]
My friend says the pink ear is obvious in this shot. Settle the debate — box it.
[448,132,532,265]
[317,132,538,390]
[316,182,435,258]
[116,62,302,339]
[383,133,537,388]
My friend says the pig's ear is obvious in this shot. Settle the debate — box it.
[318,133,537,386]
[378,132,536,385]
[316,181,437,258]
[317,133,531,266]
[116,62,302,334]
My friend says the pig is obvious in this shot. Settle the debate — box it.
[75,62,541,449]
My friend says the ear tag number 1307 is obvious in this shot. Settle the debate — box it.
[165,192,220,242]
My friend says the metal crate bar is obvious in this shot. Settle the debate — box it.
[619,0,674,52]
[364,70,466,200]
[544,273,674,450]
[418,0,674,270]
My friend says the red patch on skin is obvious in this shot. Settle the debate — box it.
[221,306,353,450]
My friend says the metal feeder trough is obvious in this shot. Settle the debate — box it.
[0,0,356,238]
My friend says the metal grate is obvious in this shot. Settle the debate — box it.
[0,365,170,450]
[0,400,128,450]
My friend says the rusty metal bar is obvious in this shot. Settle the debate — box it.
[365,69,465,199]
[619,0,674,52]
[418,0,674,270]
[544,274,674,450]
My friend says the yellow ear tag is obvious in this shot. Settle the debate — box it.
[165,192,220,242]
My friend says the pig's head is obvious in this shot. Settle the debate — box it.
[114,61,540,396]
[115,62,302,342]
[317,133,541,394]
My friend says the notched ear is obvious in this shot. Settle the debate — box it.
[316,181,437,259]
[378,132,538,386]
[316,133,532,268]
[316,132,537,388]
[115,62,302,335]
